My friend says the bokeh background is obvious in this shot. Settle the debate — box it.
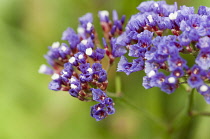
[1,0,210,138]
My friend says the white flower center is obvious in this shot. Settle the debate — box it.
[168,77,176,83]
[85,48,93,56]
[200,85,208,92]
[77,27,85,34]
[86,22,92,31]
[87,68,93,74]
[169,12,178,20]
[69,57,76,63]
[154,3,159,7]
[52,42,60,48]
[71,84,77,89]
[63,71,68,75]
[78,54,84,59]
[38,64,47,74]
[70,78,76,83]
[148,70,156,78]
[81,40,88,45]
[51,73,60,80]
[99,10,109,18]
[147,15,153,23]
[61,45,67,51]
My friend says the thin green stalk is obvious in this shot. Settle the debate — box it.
[117,95,168,130]
[115,74,122,97]
[108,75,167,129]
[187,88,210,117]
[188,88,195,116]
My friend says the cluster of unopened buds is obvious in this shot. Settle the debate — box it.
[40,1,210,121]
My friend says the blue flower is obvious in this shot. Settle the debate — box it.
[79,13,93,27]
[91,103,108,121]
[168,56,187,71]
[117,56,144,75]
[62,28,80,49]
[38,64,54,75]
[92,89,107,103]
[49,80,61,91]
[91,89,115,121]
[188,74,203,88]
[196,48,210,70]
[98,10,109,22]
[150,72,166,87]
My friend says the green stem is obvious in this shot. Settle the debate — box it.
[115,74,122,97]
[108,74,167,130]
[187,88,210,117]
[192,111,210,116]
[188,88,195,116]
[117,95,168,130]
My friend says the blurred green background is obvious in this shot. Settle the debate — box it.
[1,0,210,138]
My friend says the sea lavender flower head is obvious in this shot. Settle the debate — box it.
[115,1,210,104]
[39,9,126,121]
[40,1,210,122]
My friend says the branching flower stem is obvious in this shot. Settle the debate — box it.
[188,88,210,117]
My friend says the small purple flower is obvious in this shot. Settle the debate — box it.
[68,56,79,66]
[195,48,210,70]
[92,63,102,72]
[197,84,210,95]
[168,56,187,71]
[178,32,191,46]
[77,38,94,53]
[64,62,74,72]
[74,52,86,64]
[117,56,133,75]
[79,13,93,27]
[198,6,210,15]
[137,1,177,16]
[188,74,203,88]
[180,5,194,16]
[111,33,129,57]
[137,30,153,49]
[91,103,108,121]
[91,48,105,61]
[107,105,115,115]
[58,43,71,59]
[161,82,176,94]
[92,89,107,103]
[98,10,109,22]
[142,76,153,89]
[79,63,91,74]
[61,69,72,78]
[128,44,146,57]
[38,64,54,75]
[79,73,93,83]
[196,36,210,49]
[69,80,82,97]
[62,28,80,49]
[150,72,166,87]
[97,69,107,82]
[190,65,203,75]
[48,80,61,91]
[171,68,184,78]
[90,90,115,121]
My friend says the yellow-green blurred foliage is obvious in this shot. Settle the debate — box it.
[1,0,210,138]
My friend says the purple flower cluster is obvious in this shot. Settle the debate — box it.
[39,11,126,121]
[91,89,115,121]
[115,1,210,103]
[40,1,210,121]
